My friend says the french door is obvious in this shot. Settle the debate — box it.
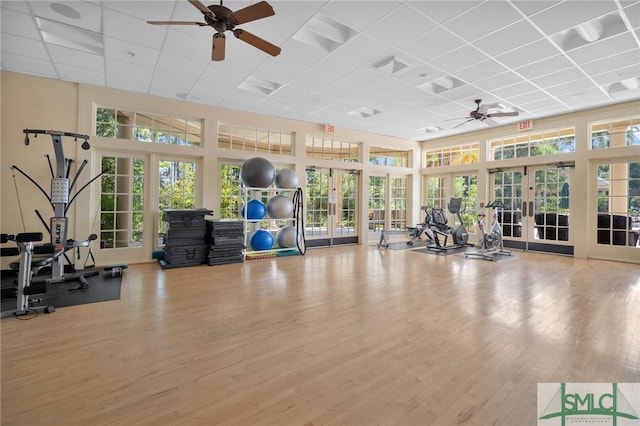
[491,165,574,254]
[305,168,359,247]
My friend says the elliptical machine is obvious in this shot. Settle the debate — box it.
[424,197,470,252]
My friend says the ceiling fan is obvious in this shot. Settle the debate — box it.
[452,99,520,129]
[147,0,281,61]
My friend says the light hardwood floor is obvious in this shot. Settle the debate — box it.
[1,246,639,425]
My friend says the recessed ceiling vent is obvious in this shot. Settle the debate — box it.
[417,75,465,94]
[374,56,410,75]
[347,106,381,119]
[555,13,627,51]
[35,16,103,55]
[238,77,282,96]
[292,14,357,53]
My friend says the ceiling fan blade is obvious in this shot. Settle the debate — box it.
[147,21,207,26]
[231,1,275,25]
[188,0,213,16]
[212,33,226,61]
[486,111,520,118]
[453,118,473,129]
[233,29,281,57]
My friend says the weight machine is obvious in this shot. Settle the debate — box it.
[9,129,102,289]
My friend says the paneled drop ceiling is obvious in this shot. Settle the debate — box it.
[1,0,639,141]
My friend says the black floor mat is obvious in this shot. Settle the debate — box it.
[1,268,121,314]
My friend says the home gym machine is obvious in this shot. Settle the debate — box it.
[464,200,512,261]
[1,232,56,317]
[423,197,470,252]
[9,129,102,290]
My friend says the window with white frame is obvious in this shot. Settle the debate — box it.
[591,116,640,149]
[489,128,575,160]
[218,123,293,155]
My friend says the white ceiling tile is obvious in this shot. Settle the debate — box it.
[454,60,509,84]
[474,71,526,91]
[1,7,41,40]
[529,1,618,36]
[544,78,601,97]
[623,2,640,28]
[431,45,490,73]
[333,33,394,66]
[508,90,554,107]
[566,33,638,64]
[490,81,540,99]
[495,38,559,69]
[445,1,523,41]
[473,20,542,57]
[47,44,104,72]
[161,27,211,61]
[0,51,58,77]
[27,1,102,33]
[103,37,160,65]
[56,63,104,86]
[268,85,314,103]
[532,67,591,89]
[407,1,479,24]
[149,69,199,99]
[580,49,640,75]
[1,1,29,14]
[401,27,466,62]
[515,55,574,80]
[106,58,154,81]
[102,1,176,21]
[103,9,167,50]
[511,1,561,17]
[289,55,360,92]
[106,73,150,94]
[363,4,437,47]
[220,88,265,111]
[556,86,610,105]
[391,63,447,87]
[322,1,401,32]
[592,64,640,85]
[251,39,324,83]
[1,33,48,59]
[155,50,208,78]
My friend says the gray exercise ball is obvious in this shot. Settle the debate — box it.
[276,225,300,248]
[275,168,299,189]
[266,194,293,219]
[241,157,276,188]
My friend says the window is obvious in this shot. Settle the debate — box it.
[390,177,407,231]
[99,156,145,249]
[423,143,479,168]
[423,176,447,210]
[591,116,640,149]
[453,174,478,233]
[218,123,293,155]
[368,176,386,231]
[219,164,242,220]
[306,136,359,162]
[96,107,202,147]
[490,128,575,160]
[595,161,640,247]
[305,170,329,237]
[369,147,410,167]
[158,160,197,245]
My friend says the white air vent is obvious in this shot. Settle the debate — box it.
[607,77,640,95]
[292,14,357,53]
[374,56,410,75]
[238,77,282,96]
[554,13,627,52]
[35,16,103,55]
[417,75,465,94]
[347,107,381,119]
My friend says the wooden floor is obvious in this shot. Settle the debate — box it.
[1,245,639,425]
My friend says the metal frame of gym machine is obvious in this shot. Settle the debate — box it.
[9,129,102,290]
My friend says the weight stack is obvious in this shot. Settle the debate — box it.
[206,220,245,266]
[161,208,212,269]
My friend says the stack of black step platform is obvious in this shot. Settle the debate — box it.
[161,208,212,269]
[206,220,245,265]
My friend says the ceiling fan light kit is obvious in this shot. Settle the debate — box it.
[147,0,281,61]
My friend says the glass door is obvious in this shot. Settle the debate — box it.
[305,168,359,247]
[491,166,573,254]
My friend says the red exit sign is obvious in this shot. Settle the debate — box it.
[518,120,533,131]
[325,124,335,134]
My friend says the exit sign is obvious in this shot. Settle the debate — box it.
[518,120,533,131]
[325,124,335,134]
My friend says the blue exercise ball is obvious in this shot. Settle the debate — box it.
[267,194,293,219]
[275,168,299,189]
[241,199,266,220]
[250,229,274,251]
[241,157,276,188]
[276,225,300,248]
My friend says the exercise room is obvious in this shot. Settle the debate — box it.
[1,1,639,425]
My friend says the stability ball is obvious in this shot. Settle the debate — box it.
[250,229,274,251]
[276,225,300,248]
[241,199,266,220]
[241,157,276,188]
[267,194,293,219]
[275,168,299,189]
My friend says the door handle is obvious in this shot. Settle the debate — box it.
[528,201,533,217]
[522,201,527,217]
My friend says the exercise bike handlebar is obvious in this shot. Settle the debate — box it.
[486,200,504,209]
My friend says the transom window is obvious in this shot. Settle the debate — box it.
[490,128,575,160]
[369,147,410,167]
[96,107,202,147]
[306,136,359,162]
[423,143,479,168]
[218,123,293,155]
[591,116,640,149]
